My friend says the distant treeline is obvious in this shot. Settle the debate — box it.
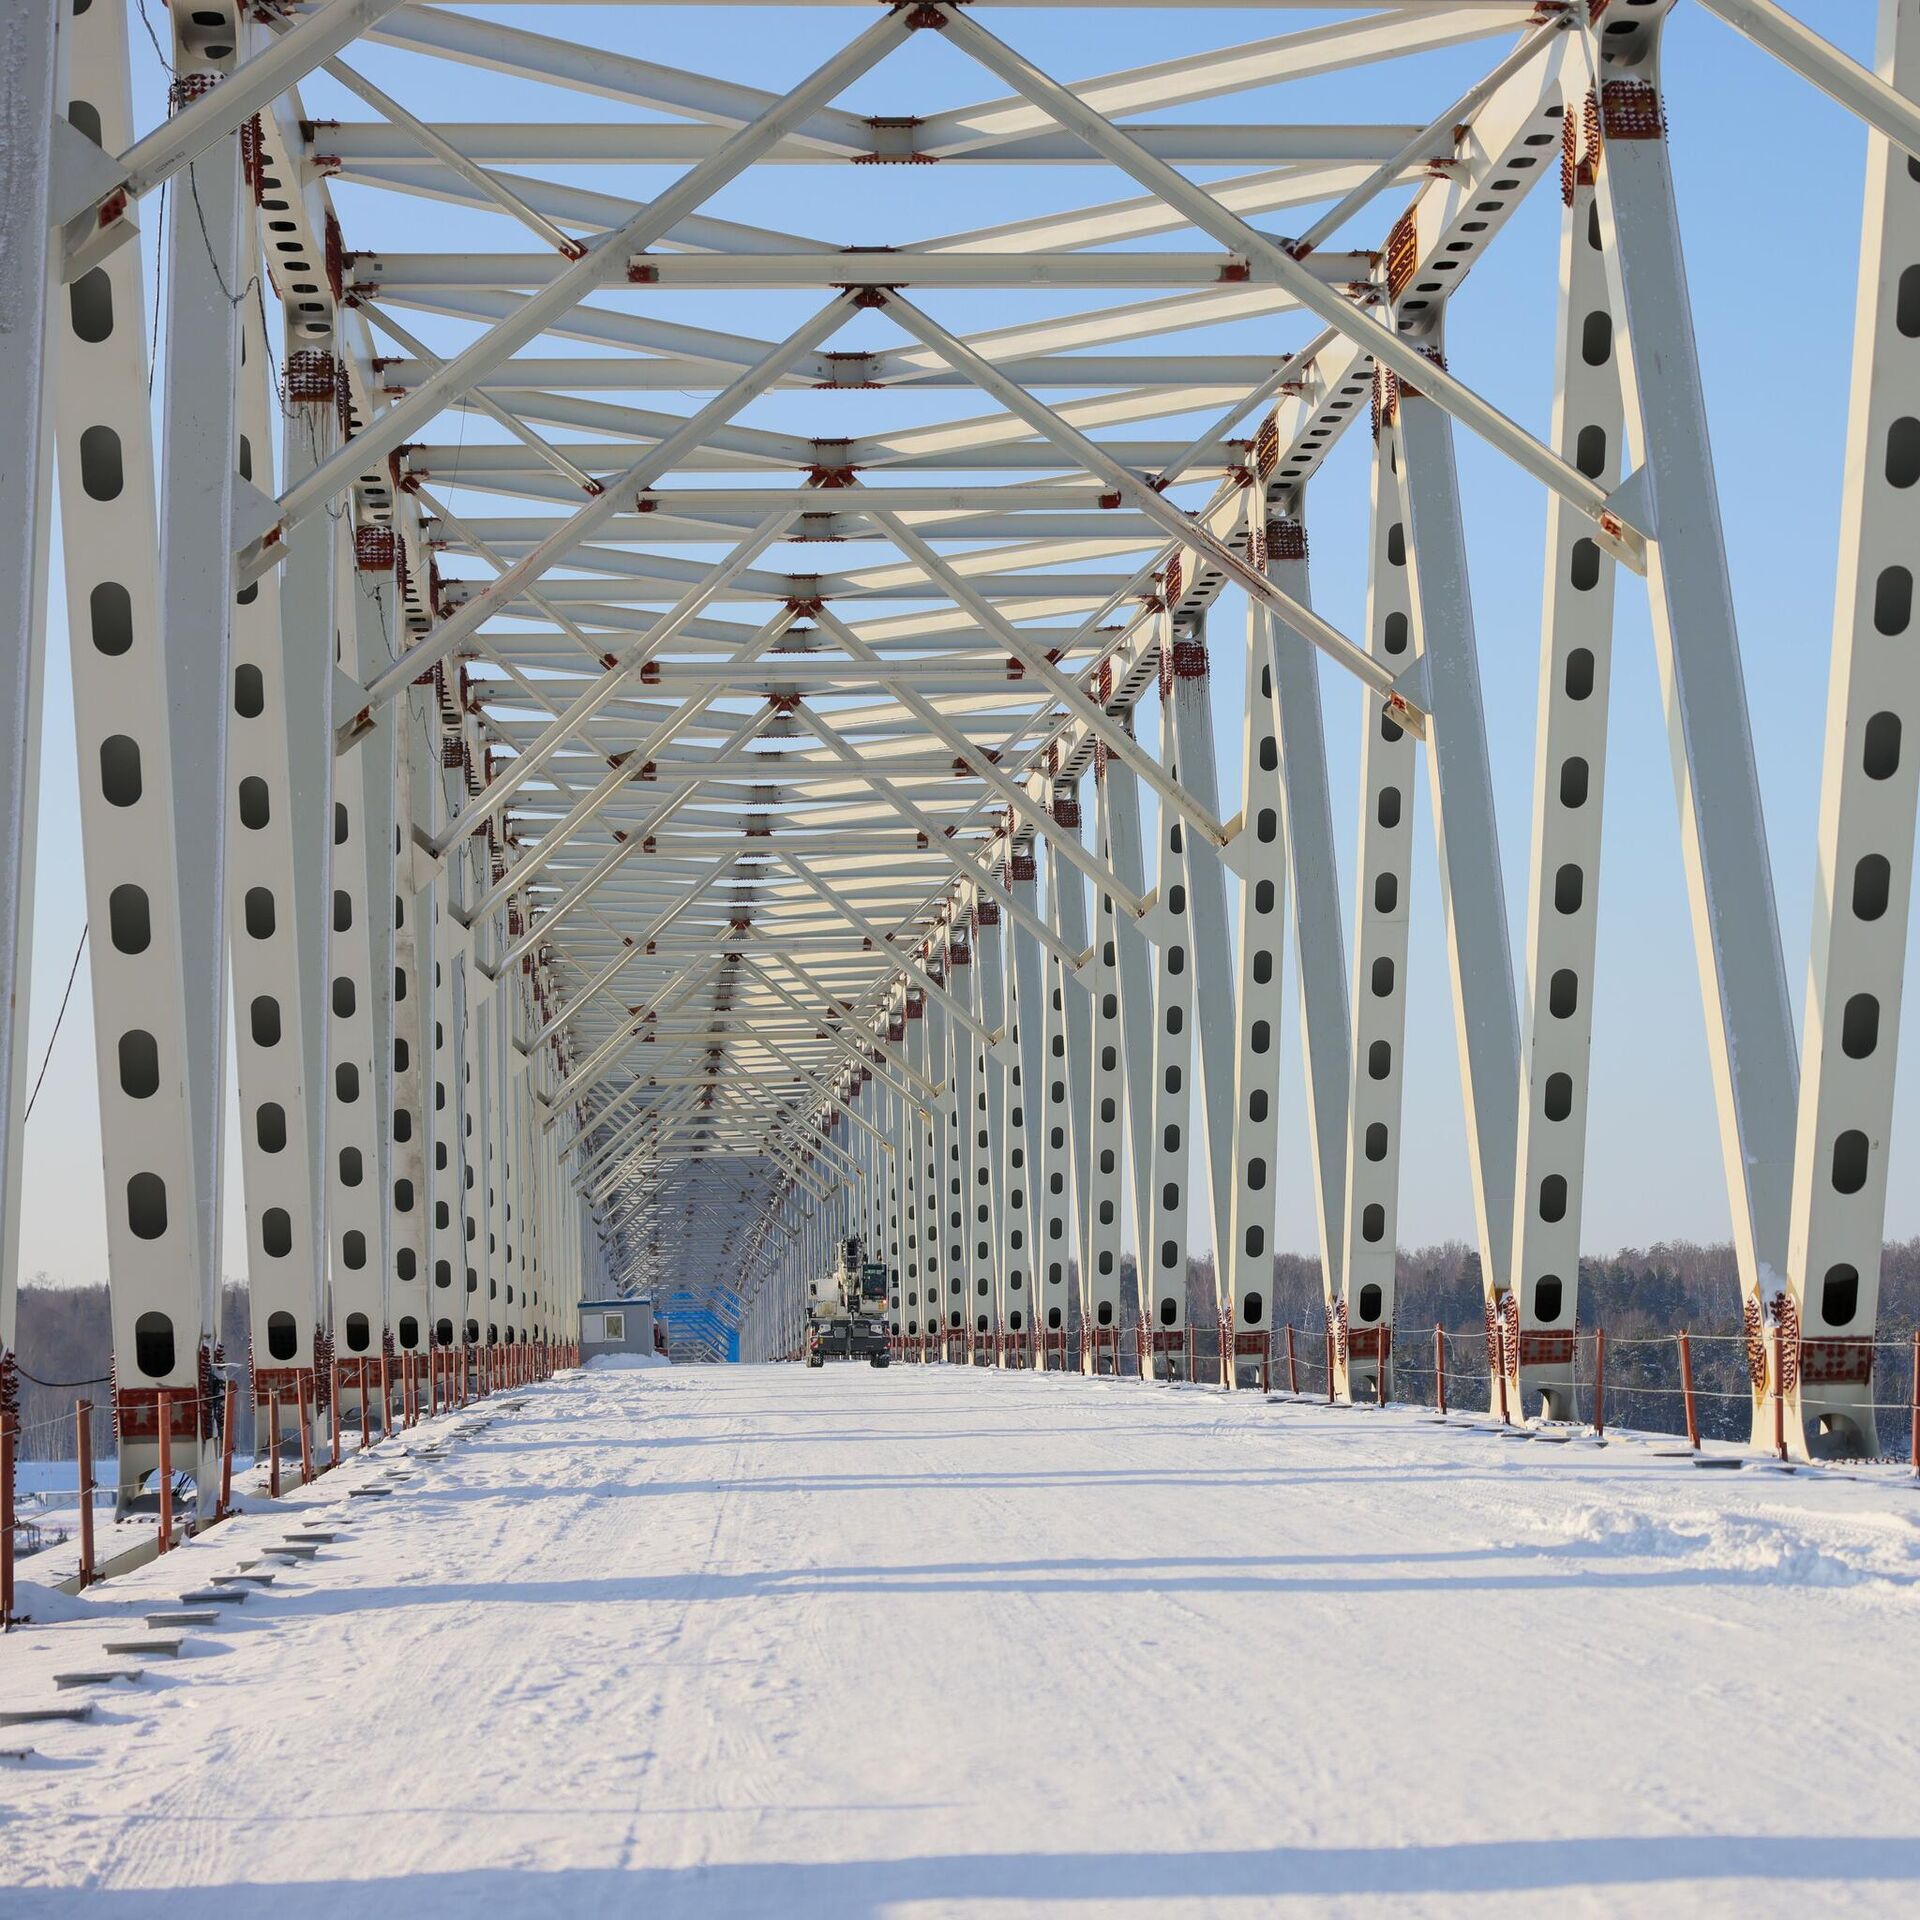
[13,1241,1920,1454]
[10,1282,253,1462]
[1103,1239,1920,1447]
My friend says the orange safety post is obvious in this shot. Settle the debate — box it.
[379,1351,392,1440]
[1285,1322,1298,1395]
[76,1399,96,1587]
[1,1412,15,1623]
[156,1388,174,1552]
[1592,1328,1607,1441]
[268,1390,282,1498]
[1910,1329,1919,1477]
[358,1365,371,1451]
[1377,1326,1391,1407]
[1434,1325,1447,1417]
[1770,1322,1787,1461]
[218,1377,237,1519]
[296,1376,315,1485]
[1677,1330,1700,1451]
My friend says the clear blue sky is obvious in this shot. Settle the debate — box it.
[19,3,1914,1290]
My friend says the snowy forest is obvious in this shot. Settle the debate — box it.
[15,1241,1920,1457]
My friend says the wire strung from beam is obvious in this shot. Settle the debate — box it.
[23,925,89,1127]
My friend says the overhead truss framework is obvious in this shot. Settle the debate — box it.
[1,0,1916,1482]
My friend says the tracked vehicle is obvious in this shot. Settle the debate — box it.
[806,1235,892,1367]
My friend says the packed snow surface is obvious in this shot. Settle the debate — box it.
[6,1365,1920,1916]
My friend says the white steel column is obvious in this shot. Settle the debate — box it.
[908,988,943,1343]
[1100,731,1158,1341]
[227,294,327,1462]
[389,677,433,1359]
[0,0,60,1384]
[1336,429,1418,1402]
[159,14,246,1435]
[1591,25,1799,1440]
[1143,653,1199,1376]
[277,312,344,1408]
[477,985,500,1344]
[928,969,959,1345]
[426,797,464,1351]
[969,902,1008,1358]
[1040,788,1091,1363]
[1162,615,1237,1381]
[1224,581,1289,1384]
[1394,354,1522,1400]
[886,1053,909,1338]
[1508,116,1625,1422]
[327,530,396,1390]
[53,0,215,1505]
[1083,757,1133,1362]
[1784,0,1920,1459]
[1264,508,1353,1377]
[946,934,989,1350]
[1007,845,1047,1360]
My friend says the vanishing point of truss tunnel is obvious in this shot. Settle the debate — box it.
[1,0,1917,1509]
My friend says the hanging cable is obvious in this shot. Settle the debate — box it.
[23,925,89,1126]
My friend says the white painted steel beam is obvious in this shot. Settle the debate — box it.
[1507,130,1624,1424]
[1590,34,1800,1436]
[0,0,60,1375]
[1782,0,1920,1460]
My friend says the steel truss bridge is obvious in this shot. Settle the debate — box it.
[1,0,1917,1511]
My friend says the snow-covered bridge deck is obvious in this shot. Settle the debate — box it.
[7,1365,1920,1916]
